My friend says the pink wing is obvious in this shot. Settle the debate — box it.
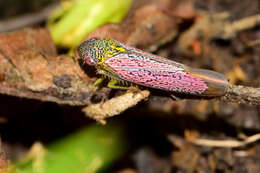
[105,54,208,94]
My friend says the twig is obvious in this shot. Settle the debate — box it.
[221,84,260,106]
[82,90,150,124]
[222,14,260,39]
[178,12,260,54]
[187,133,260,148]
[247,39,260,47]
[0,28,93,106]
[0,3,60,32]
[82,83,260,123]
[0,27,259,125]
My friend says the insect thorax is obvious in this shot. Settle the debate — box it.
[94,38,127,64]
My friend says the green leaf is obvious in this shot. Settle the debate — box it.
[48,0,132,48]
[11,123,127,173]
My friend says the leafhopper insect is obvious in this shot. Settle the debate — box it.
[77,38,228,97]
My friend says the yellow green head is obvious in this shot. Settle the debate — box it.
[77,38,126,66]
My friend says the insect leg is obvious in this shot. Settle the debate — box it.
[90,78,105,91]
[96,69,136,90]
[96,69,141,93]
[108,79,138,90]
[170,94,181,101]
[108,79,146,99]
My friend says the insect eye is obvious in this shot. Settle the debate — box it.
[84,56,95,66]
